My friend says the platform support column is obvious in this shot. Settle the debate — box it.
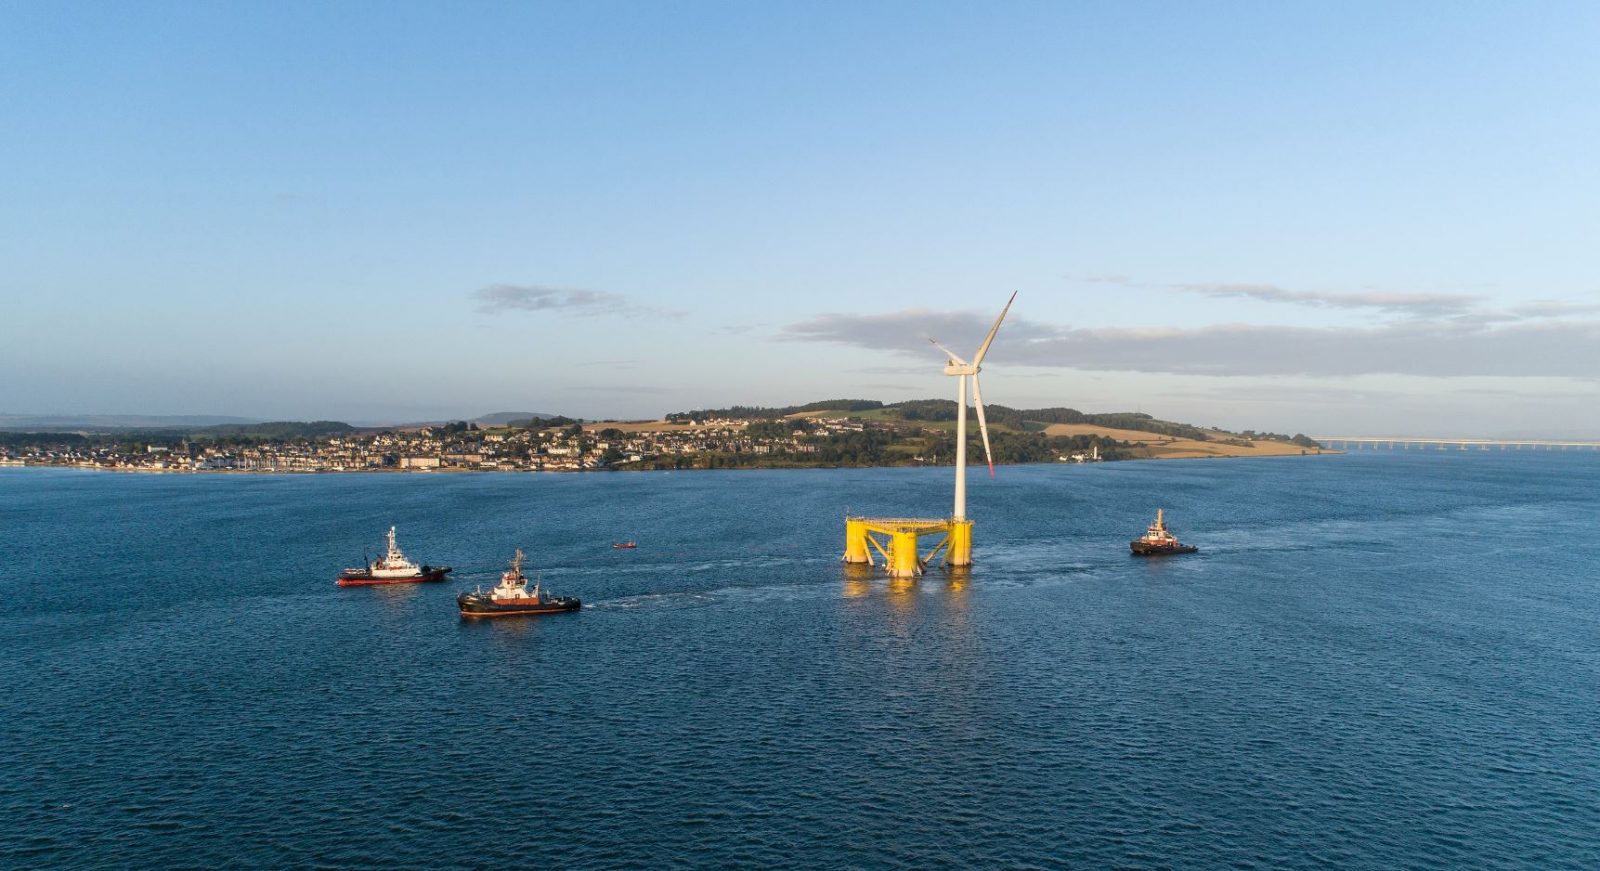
[843,518,871,564]
[946,519,973,567]
[890,529,922,578]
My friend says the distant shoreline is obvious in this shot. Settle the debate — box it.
[0,451,1339,476]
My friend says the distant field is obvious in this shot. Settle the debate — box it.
[786,408,900,421]
[570,413,1327,461]
[786,409,1327,459]
[790,408,1027,432]
[583,420,699,433]
[1043,423,1170,443]
[1043,423,1326,459]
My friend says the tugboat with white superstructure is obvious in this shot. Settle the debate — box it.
[1129,508,1198,556]
[336,526,452,585]
[457,548,581,617]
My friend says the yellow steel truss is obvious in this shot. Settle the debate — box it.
[843,516,973,578]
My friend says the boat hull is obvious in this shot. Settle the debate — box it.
[1129,542,1198,556]
[457,593,582,617]
[336,567,452,586]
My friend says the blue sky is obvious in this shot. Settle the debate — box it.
[3,1,1597,436]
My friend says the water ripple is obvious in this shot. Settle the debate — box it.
[2,457,1598,868]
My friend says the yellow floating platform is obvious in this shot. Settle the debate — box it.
[843,516,973,578]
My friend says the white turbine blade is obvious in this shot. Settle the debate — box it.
[927,337,968,366]
[970,290,1018,367]
[971,373,995,478]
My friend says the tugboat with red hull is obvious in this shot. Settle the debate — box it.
[336,526,452,585]
[1130,508,1198,556]
[457,549,581,618]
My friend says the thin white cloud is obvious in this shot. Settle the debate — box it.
[784,307,1062,358]
[471,284,685,319]
[567,383,685,394]
[1509,300,1600,318]
[783,308,1600,378]
[473,284,624,314]
[1170,282,1482,317]
[1079,273,1494,317]
[1016,320,1600,377]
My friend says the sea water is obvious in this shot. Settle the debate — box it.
[2,453,1597,868]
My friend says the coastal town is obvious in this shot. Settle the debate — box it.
[0,416,988,473]
[0,399,1331,474]
[0,418,798,472]
[0,413,1138,473]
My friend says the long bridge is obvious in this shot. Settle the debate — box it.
[1315,436,1600,451]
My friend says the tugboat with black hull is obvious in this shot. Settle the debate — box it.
[458,549,581,618]
[1130,508,1198,556]
[337,526,451,585]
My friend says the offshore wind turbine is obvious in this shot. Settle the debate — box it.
[929,291,1016,522]
[842,292,1016,577]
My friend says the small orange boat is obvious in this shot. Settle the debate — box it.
[612,541,637,549]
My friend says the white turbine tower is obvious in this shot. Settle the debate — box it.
[930,292,1016,522]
